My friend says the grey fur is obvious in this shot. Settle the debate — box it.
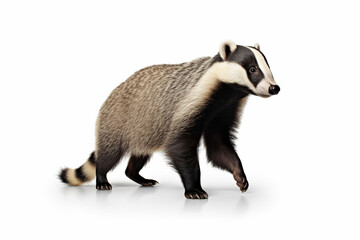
[96,57,216,156]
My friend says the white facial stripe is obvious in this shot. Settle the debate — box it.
[213,62,257,93]
[247,47,276,85]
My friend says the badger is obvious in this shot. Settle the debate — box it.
[59,40,280,199]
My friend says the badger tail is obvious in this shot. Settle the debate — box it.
[59,152,96,186]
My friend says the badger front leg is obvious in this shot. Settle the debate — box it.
[204,127,249,193]
[166,130,208,199]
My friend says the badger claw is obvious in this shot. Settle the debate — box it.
[96,182,112,190]
[233,171,249,193]
[185,189,208,199]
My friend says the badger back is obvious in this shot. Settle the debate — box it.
[97,57,213,155]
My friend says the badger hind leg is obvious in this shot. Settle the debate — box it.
[125,154,158,186]
[96,146,125,190]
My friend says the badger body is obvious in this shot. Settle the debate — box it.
[98,57,213,155]
[59,41,280,199]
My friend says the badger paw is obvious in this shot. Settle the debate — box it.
[96,182,112,190]
[233,172,249,192]
[126,172,159,187]
[140,179,159,186]
[185,189,208,199]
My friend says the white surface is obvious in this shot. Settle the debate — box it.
[1,0,359,239]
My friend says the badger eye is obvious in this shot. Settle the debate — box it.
[249,67,256,73]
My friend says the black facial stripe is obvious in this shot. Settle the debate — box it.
[227,46,264,87]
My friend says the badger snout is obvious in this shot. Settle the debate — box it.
[268,85,280,95]
[255,80,279,97]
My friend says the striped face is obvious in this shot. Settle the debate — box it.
[216,41,280,97]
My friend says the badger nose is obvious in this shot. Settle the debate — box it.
[269,85,280,95]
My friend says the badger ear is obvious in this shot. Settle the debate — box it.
[254,43,260,50]
[219,40,237,60]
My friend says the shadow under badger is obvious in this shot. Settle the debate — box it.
[59,40,280,199]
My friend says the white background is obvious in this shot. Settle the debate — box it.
[1,0,359,239]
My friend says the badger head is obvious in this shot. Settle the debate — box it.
[215,40,280,97]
